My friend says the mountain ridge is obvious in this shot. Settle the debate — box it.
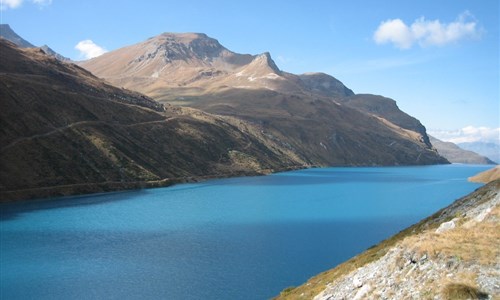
[0,24,70,61]
[1,29,449,201]
[429,136,496,165]
[0,39,309,201]
[80,31,448,167]
[458,142,500,164]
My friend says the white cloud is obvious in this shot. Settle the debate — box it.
[0,0,52,9]
[374,11,481,49]
[373,19,414,49]
[75,40,107,60]
[0,0,23,10]
[429,126,500,144]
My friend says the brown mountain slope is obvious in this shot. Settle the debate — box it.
[172,88,447,166]
[276,179,500,300]
[429,136,496,165]
[469,166,500,183]
[80,32,447,166]
[79,33,355,100]
[0,39,307,201]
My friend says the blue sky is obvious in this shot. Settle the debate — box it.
[1,0,499,143]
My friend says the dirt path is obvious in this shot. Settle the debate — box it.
[1,118,172,153]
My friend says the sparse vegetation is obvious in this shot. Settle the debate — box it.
[275,180,500,300]
[441,283,488,300]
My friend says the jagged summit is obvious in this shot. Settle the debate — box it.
[254,52,281,73]
[0,24,35,48]
[0,24,70,61]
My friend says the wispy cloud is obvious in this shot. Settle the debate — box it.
[0,0,23,10]
[75,40,107,60]
[429,126,500,144]
[1,0,52,10]
[374,11,481,49]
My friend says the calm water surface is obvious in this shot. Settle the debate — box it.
[0,165,491,299]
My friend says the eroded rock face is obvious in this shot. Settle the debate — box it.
[435,219,456,233]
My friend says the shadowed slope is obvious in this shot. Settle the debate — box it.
[0,39,307,201]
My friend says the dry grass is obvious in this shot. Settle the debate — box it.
[228,150,262,171]
[404,206,500,266]
[441,283,488,300]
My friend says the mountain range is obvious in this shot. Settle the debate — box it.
[0,38,309,201]
[458,142,499,164]
[80,32,447,166]
[429,136,496,165]
[0,27,452,201]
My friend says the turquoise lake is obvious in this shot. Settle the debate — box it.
[0,164,491,299]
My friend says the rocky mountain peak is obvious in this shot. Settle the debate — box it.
[40,45,71,62]
[0,24,35,48]
[1,24,70,61]
[253,52,281,74]
[143,32,228,63]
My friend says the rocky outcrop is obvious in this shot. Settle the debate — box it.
[277,180,500,300]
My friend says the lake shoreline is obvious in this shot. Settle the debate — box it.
[1,162,463,203]
[0,165,491,299]
[0,163,313,202]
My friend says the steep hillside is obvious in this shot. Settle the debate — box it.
[276,179,500,300]
[80,32,447,166]
[0,39,307,201]
[430,136,496,165]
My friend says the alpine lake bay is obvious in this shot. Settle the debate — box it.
[0,164,491,299]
